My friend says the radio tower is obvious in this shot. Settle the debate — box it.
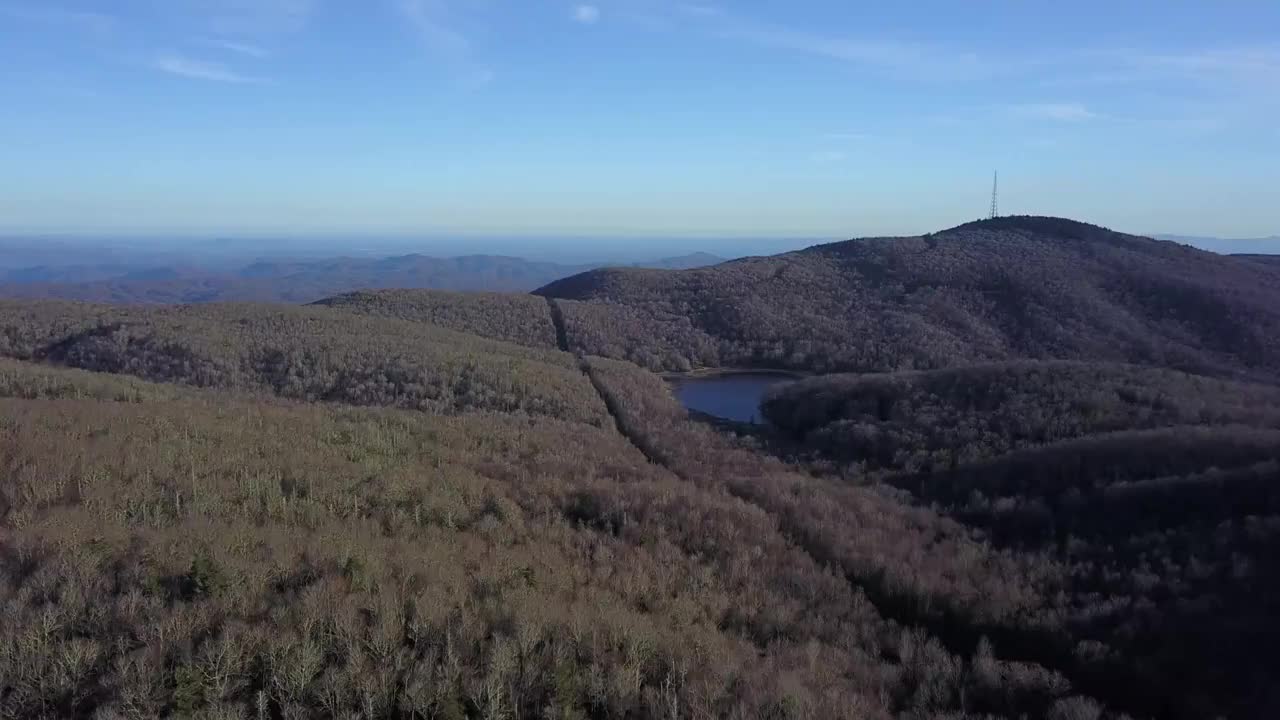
[989,171,999,219]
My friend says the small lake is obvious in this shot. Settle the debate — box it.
[668,372,797,424]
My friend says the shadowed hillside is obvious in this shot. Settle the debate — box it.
[537,217,1280,381]
[576,356,1280,719]
[761,359,1280,718]
[763,360,1280,472]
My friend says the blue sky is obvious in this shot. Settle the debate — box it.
[1,0,1277,247]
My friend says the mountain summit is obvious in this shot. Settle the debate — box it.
[537,216,1280,381]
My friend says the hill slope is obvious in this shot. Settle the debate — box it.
[0,300,602,423]
[763,360,1280,472]
[759,359,1280,718]
[313,289,560,350]
[0,304,1118,720]
[537,217,1280,380]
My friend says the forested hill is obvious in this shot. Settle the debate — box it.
[0,298,1134,719]
[535,216,1280,381]
[760,359,1280,719]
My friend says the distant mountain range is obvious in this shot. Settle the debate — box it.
[0,251,726,304]
[1238,254,1280,265]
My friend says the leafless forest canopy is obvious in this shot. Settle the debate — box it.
[2,217,1278,719]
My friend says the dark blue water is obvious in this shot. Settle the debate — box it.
[668,372,796,423]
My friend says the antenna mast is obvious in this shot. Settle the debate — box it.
[989,171,999,219]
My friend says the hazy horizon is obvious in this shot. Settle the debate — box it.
[2,226,1279,270]
[0,231,823,266]
[2,1,1277,242]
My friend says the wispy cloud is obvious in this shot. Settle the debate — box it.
[205,39,270,58]
[675,4,724,19]
[1010,102,1099,122]
[667,4,1278,109]
[141,1,313,79]
[671,5,989,80]
[396,0,493,85]
[1126,47,1280,82]
[573,5,601,25]
[398,0,469,57]
[1046,46,1280,94]
[153,52,265,84]
[733,26,986,79]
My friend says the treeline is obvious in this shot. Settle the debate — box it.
[315,289,560,351]
[763,361,1280,473]
[0,300,604,425]
[536,217,1280,381]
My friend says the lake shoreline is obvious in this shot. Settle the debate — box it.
[659,367,810,382]
[663,369,804,424]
